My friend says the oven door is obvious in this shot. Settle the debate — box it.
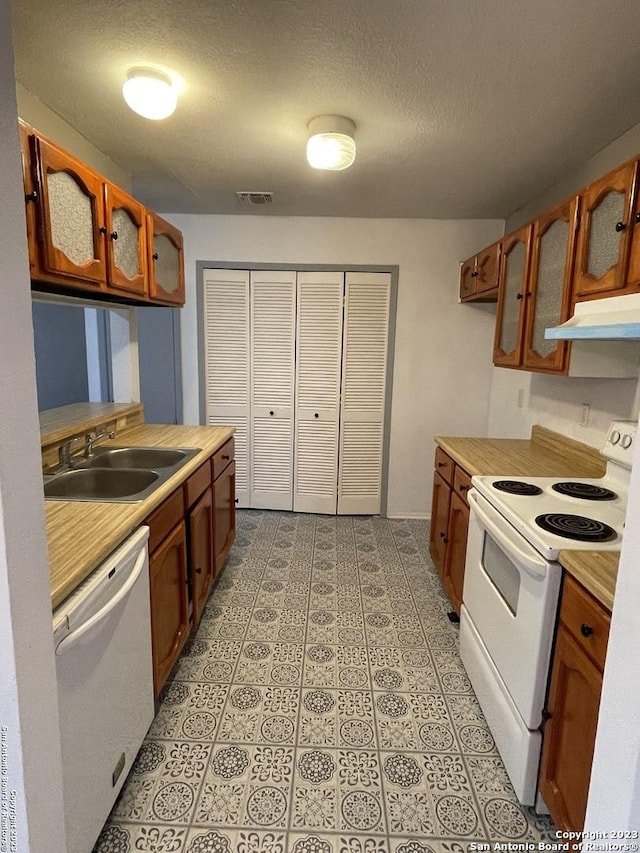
[462,489,561,730]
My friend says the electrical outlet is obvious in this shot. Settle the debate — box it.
[517,388,524,409]
[581,403,591,427]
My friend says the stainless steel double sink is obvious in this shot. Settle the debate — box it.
[44,446,201,502]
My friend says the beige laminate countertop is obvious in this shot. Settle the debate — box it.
[557,551,618,613]
[435,429,618,612]
[46,423,234,610]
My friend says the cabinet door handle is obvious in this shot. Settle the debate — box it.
[222,454,230,460]
[235,498,239,504]
[25,189,38,202]
[516,292,523,300]
[437,461,445,468]
[580,623,594,637]
[195,567,202,575]
[459,484,469,492]
[269,410,274,416]
[152,252,159,260]
[314,413,319,418]
[99,226,107,234]
[615,221,627,232]
[635,212,640,224]
[110,230,118,240]
[470,270,479,277]
[541,708,552,722]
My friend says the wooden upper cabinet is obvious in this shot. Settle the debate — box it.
[18,120,41,277]
[459,241,501,302]
[625,164,640,291]
[475,242,501,295]
[34,135,107,288]
[19,121,185,306]
[148,212,185,305]
[104,183,148,298]
[522,197,578,373]
[459,256,476,300]
[572,160,637,300]
[493,225,532,367]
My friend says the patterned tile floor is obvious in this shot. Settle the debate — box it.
[94,510,555,853]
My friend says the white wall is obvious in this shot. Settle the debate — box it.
[166,213,503,517]
[487,366,640,445]
[0,6,66,850]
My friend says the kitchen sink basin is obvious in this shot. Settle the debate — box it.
[80,446,199,470]
[44,446,202,502]
[44,468,161,502]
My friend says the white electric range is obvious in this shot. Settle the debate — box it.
[459,419,635,808]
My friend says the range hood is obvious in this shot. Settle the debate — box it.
[545,293,640,340]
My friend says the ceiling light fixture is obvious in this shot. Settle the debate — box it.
[306,115,356,170]
[122,68,178,120]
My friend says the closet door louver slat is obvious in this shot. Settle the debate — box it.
[293,271,344,514]
[250,271,296,509]
[203,269,250,506]
[338,272,391,514]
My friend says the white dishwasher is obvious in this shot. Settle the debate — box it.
[53,526,154,853]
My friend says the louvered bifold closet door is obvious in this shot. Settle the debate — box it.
[338,272,391,514]
[202,268,250,506]
[250,271,296,509]
[294,271,344,514]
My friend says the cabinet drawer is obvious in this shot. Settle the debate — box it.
[213,438,234,481]
[453,466,472,502]
[145,487,185,554]
[560,575,610,671]
[434,447,454,485]
[185,460,211,508]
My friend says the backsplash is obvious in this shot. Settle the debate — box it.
[487,368,640,447]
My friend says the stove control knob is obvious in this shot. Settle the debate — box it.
[611,430,621,445]
[622,434,633,449]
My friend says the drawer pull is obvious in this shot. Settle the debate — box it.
[222,454,230,460]
[459,484,469,491]
[580,623,594,637]
[437,462,445,468]
[269,410,274,416]
[541,708,552,722]
[195,566,202,575]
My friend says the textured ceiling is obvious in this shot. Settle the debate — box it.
[10,0,640,218]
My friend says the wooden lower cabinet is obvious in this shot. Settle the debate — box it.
[149,521,189,697]
[147,439,236,697]
[442,491,469,614]
[188,485,214,628]
[429,446,472,615]
[214,459,236,577]
[429,470,451,579]
[539,575,611,830]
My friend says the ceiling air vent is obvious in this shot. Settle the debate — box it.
[236,191,274,205]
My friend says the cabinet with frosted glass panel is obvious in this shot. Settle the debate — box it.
[572,161,638,301]
[147,212,185,306]
[19,119,184,306]
[493,225,533,367]
[23,130,148,299]
[493,200,579,374]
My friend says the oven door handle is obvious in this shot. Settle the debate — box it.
[468,490,550,578]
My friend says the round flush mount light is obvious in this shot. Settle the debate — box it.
[122,67,178,120]
[306,115,356,170]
